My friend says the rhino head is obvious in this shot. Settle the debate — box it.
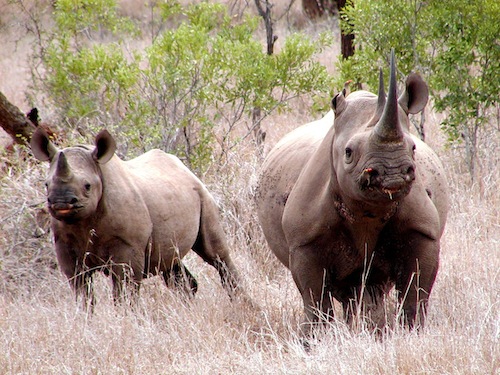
[31,129,116,223]
[331,51,428,206]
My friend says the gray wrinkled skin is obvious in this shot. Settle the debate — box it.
[31,129,240,306]
[256,53,449,334]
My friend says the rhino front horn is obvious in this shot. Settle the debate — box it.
[55,151,73,180]
[374,49,404,143]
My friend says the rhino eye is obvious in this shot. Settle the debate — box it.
[84,183,91,192]
[345,147,353,163]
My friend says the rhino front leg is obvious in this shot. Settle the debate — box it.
[56,245,96,309]
[70,269,96,310]
[290,249,335,339]
[109,249,145,304]
[396,235,440,329]
[110,264,139,304]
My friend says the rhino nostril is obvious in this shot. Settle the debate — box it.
[364,167,379,177]
[362,167,380,188]
[70,197,79,205]
[406,166,416,181]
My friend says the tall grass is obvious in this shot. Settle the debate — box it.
[1,118,498,373]
[1,1,499,374]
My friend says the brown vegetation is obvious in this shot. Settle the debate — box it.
[0,1,498,373]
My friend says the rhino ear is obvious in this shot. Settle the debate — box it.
[332,91,347,116]
[398,73,429,114]
[92,130,116,164]
[30,128,58,162]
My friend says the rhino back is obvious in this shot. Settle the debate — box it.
[412,136,450,234]
[124,149,203,268]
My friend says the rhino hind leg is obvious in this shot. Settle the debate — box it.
[192,237,240,299]
[163,262,198,296]
[191,195,241,299]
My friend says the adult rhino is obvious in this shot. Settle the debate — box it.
[256,52,449,334]
[31,128,241,306]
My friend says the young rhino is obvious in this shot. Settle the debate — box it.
[31,128,240,305]
[256,51,449,335]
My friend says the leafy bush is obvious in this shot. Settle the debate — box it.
[29,0,334,173]
[338,0,500,179]
[338,0,432,88]
[428,0,500,178]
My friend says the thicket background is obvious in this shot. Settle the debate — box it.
[0,0,498,373]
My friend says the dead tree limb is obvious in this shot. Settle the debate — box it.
[0,91,36,146]
[252,0,277,151]
[254,0,277,55]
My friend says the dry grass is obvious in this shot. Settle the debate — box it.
[1,1,499,374]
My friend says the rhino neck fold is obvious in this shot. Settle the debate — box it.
[333,193,399,225]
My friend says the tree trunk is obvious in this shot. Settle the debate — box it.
[337,0,354,59]
[254,0,277,55]
[302,0,337,19]
[0,91,36,147]
[253,0,275,151]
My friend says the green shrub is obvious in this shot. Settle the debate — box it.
[30,0,334,173]
[338,0,500,179]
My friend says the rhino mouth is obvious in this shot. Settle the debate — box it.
[48,202,83,219]
[358,167,414,201]
[382,187,403,200]
[359,177,412,201]
[361,184,411,202]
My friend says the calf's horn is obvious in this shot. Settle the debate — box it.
[55,151,73,180]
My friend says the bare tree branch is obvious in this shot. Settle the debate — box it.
[0,91,36,146]
[254,0,277,55]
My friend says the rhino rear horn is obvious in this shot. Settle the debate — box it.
[31,127,58,162]
[373,49,404,142]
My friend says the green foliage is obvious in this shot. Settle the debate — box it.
[36,0,139,135]
[32,0,334,173]
[429,0,500,139]
[338,0,500,178]
[338,0,432,90]
[44,42,140,123]
[53,0,136,38]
